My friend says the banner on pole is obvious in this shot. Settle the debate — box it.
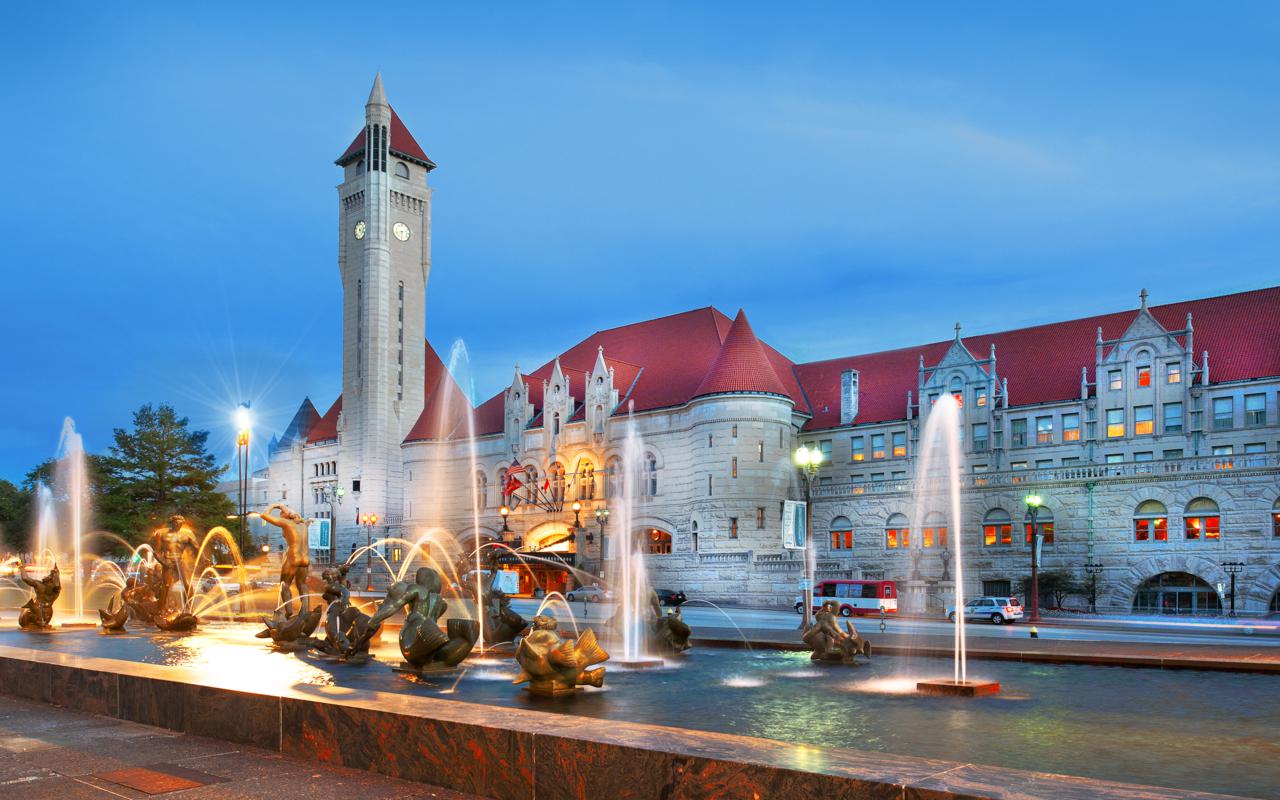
[782,500,807,550]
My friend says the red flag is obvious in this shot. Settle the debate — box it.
[504,477,522,496]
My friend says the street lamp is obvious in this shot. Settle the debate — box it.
[1084,560,1104,614]
[358,512,379,591]
[1024,493,1044,623]
[571,500,583,530]
[233,403,252,555]
[592,506,609,549]
[793,444,823,629]
[499,504,511,533]
[1221,561,1245,617]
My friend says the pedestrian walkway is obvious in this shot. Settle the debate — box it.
[0,695,482,800]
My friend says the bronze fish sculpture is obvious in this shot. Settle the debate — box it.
[513,615,609,696]
[256,605,322,644]
[98,593,129,633]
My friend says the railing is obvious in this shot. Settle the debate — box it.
[699,551,750,563]
[811,452,1280,499]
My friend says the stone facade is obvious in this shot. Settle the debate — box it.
[254,79,1280,615]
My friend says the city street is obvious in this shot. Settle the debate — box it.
[504,597,1280,648]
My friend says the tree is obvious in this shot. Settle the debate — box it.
[0,478,27,552]
[1018,570,1085,610]
[100,404,233,544]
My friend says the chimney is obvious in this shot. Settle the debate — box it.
[840,369,859,425]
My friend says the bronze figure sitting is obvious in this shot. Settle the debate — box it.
[18,564,60,630]
[513,615,609,696]
[648,588,692,653]
[306,564,377,662]
[485,583,528,645]
[802,600,871,664]
[364,567,478,670]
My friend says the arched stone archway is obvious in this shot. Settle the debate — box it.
[1109,554,1230,614]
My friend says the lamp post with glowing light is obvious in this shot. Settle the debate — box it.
[1084,560,1104,613]
[1024,494,1045,622]
[793,444,824,629]
[234,404,252,555]
[358,512,379,591]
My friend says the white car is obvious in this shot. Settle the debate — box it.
[566,585,614,602]
[947,597,1023,624]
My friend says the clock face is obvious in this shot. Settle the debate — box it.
[354,220,366,240]
[393,222,411,242]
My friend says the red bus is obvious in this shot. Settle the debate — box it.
[795,580,898,616]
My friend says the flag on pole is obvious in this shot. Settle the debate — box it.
[503,459,525,497]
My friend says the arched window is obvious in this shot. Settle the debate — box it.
[1184,497,1220,541]
[884,513,909,549]
[496,467,509,504]
[829,515,853,550]
[922,511,948,549]
[605,457,622,499]
[1134,500,1168,542]
[552,412,561,436]
[643,453,658,496]
[525,465,539,499]
[549,462,565,503]
[949,376,964,405]
[1133,572,1221,615]
[1135,349,1152,388]
[475,472,488,508]
[983,508,1012,547]
[647,528,673,555]
[594,405,605,434]
[1025,506,1054,545]
[394,161,410,179]
[1273,498,1280,538]
[691,520,699,551]
[576,460,596,500]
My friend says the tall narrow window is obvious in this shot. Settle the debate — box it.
[1163,402,1183,433]
[1245,394,1266,426]
[891,431,906,457]
[645,454,658,496]
[1136,364,1151,387]
[757,441,764,462]
[1134,405,1154,436]
[731,457,738,479]
[756,507,765,529]
[975,387,987,407]
[1109,370,1123,391]
[851,436,865,461]
[1106,408,1125,438]
[1011,418,1028,447]
[1166,362,1182,384]
[729,518,738,539]
[1213,397,1234,430]
[1036,416,1054,444]
[871,434,886,459]
[1062,413,1081,442]
[972,423,989,452]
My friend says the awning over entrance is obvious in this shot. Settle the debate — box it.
[497,551,576,567]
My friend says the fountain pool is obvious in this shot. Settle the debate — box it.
[1,624,1276,798]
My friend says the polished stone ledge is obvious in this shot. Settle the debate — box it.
[0,644,1255,800]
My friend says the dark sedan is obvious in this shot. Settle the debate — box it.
[654,588,687,607]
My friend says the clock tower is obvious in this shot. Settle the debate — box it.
[334,73,434,528]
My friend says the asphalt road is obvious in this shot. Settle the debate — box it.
[504,597,1280,648]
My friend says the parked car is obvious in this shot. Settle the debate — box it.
[654,589,688,607]
[566,585,614,602]
[947,597,1024,624]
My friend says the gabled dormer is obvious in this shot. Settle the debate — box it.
[504,364,533,455]
[585,346,619,437]
[541,358,574,440]
[1093,289,1195,398]
[916,323,1001,420]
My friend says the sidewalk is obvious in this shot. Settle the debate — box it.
[0,695,482,800]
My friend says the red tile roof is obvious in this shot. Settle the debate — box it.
[693,310,790,399]
[796,286,1280,431]
[306,396,342,444]
[335,107,436,170]
[404,342,472,442]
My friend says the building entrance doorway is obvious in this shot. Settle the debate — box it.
[1132,572,1222,615]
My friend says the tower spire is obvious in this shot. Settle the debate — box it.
[367,72,387,107]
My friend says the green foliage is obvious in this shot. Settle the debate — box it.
[99,404,233,544]
[1018,570,1086,609]
[0,479,27,551]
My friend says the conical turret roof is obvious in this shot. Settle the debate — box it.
[693,309,789,399]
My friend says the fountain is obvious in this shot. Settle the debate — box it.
[913,395,999,697]
[363,566,479,671]
[607,418,663,668]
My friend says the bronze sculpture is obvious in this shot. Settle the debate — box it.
[148,515,200,613]
[363,567,478,670]
[801,600,871,664]
[305,564,377,662]
[17,563,60,630]
[98,589,129,633]
[484,579,529,646]
[257,604,322,646]
[121,565,199,632]
[260,503,311,616]
[513,615,609,696]
[648,588,692,653]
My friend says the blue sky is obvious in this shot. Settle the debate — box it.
[1,2,1277,481]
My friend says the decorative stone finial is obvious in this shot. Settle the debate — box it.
[1139,288,1149,310]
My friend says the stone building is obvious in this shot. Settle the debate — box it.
[256,77,1280,615]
